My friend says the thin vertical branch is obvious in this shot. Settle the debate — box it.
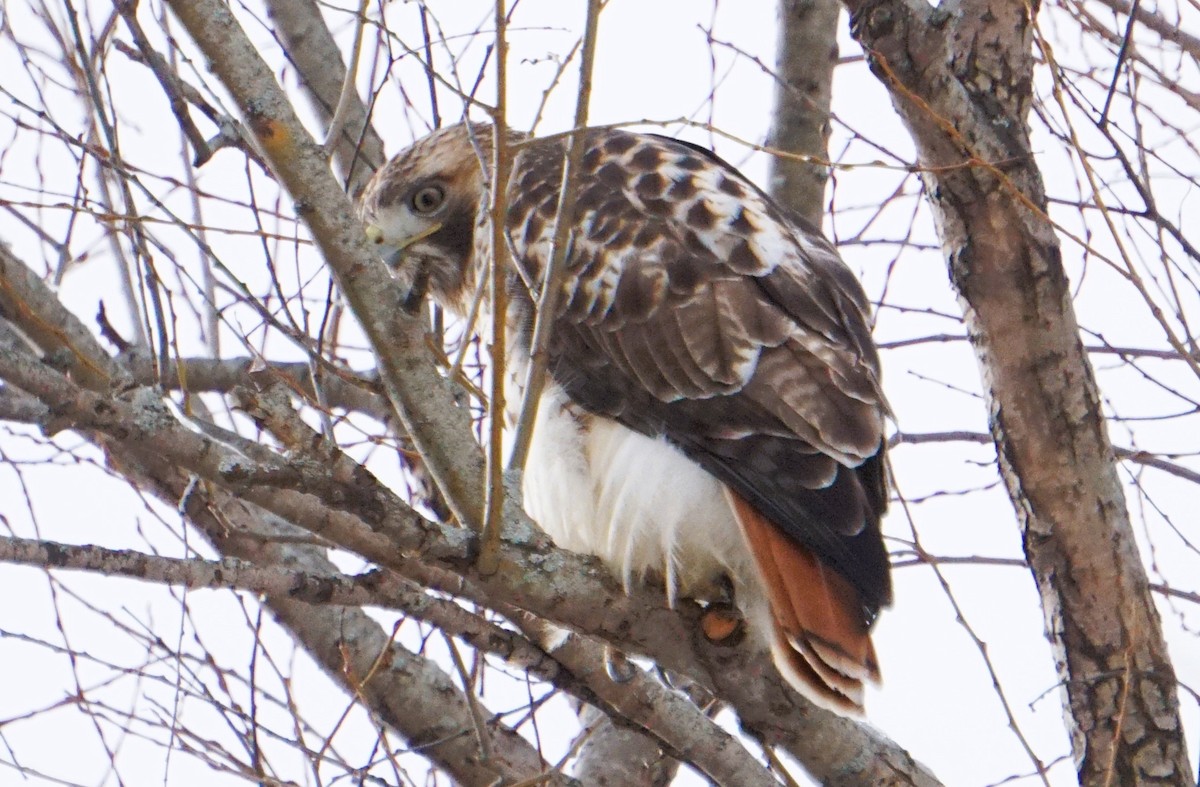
[507,0,603,473]
[478,1,512,573]
[322,0,369,157]
[67,0,168,370]
[420,6,442,129]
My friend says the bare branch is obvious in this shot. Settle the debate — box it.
[1088,0,1200,63]
[571,704,676,787]
[116,449,569,786]
[842,0,1194,778]
[479,3,514,572]
[518,615,778,787]
[264,0,386,193]
[508,0,604,472]
[0,242,121,388]
[767,0,841,226]
[891,430,1200,485]
[165,0,486,529]
[321,0,371,163]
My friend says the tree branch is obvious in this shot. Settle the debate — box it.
[263,0,386,195]
[0,235,938,784]
[117,453,570,786]
[767,0,841,226]
[164,0,486,530]
[842,0,1193,779]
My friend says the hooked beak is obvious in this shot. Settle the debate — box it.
[363,222,439,310]
[364,221,445,267]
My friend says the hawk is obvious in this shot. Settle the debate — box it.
[360,123,891,713]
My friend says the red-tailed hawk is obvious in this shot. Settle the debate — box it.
[360,123,891,713]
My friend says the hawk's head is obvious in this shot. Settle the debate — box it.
[359,123,524,311]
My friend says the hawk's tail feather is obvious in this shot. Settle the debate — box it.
[728,492,880,716]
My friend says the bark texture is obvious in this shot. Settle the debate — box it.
[840,0,1192,781]
[768,0,841,227]
[572,704,675,787]
[265,0,385,194]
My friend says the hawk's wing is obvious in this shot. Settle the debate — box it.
[505,130,891,625]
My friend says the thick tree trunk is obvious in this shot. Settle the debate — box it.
[841,0,1192,781]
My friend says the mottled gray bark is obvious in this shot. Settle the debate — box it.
[768,0,841,226]
[841,0,1192,781]
[265,0,385,194]
[573,704,675,787]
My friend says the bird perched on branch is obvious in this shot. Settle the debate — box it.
[360,122,891,714]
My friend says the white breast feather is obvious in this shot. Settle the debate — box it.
[519,382,761,611]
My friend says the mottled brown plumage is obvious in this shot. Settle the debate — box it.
[360,123,891,713]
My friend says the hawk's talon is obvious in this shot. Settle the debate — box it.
[604,647,636,683]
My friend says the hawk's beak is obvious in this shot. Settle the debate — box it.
[364,222,444,268]
[394,221,444,250]
[365,223,400,267]
[364,219,446,272]
[364,222,444,251]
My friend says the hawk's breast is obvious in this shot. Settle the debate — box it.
[518,380,758,607]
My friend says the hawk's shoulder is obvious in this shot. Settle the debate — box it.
[504,128,891,618]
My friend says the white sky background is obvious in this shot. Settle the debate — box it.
[0,0,1198,785]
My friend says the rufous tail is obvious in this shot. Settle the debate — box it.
[728,491,880,715]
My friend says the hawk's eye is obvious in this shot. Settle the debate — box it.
[410,185,445,215]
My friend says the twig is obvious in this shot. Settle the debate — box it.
[888,459,1053,785]
[478,3,513,574]
[65,0,171,375]
[889,430,1200,485]
[114,2,213,165]
[322,0,369,157]
[1098,0,1140,127]
[507,0,603,473]
[443,633,493,764]
[1087,0,1200,62]
[419,5,441,129]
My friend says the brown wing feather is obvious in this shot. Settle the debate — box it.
[505,129,892,696]
[365,123,891,714]
[508,132,891,618]
[729,491,880,714]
